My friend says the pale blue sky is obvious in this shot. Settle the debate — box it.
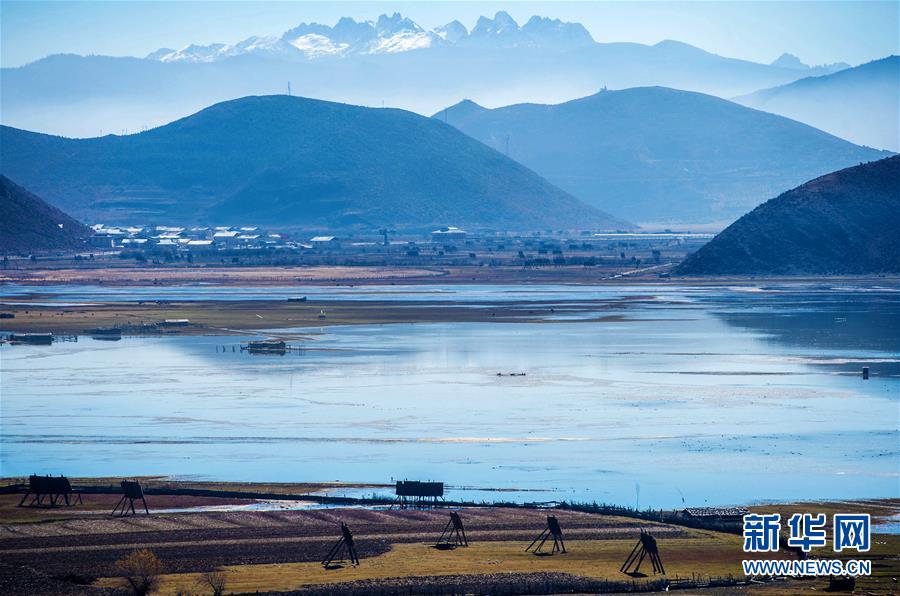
[2,1,897,68]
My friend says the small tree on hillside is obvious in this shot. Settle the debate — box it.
[115,549,164,595]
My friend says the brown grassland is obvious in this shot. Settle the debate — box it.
[0,481,896,595]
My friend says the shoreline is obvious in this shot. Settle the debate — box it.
[3,265,900,287]
[2,275,897,336]
[3,477,897,527]
[2,479,897,595]
[0,296,646,335]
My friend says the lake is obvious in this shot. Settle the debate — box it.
[1,283,898,508]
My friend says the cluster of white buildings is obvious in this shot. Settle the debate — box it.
[88,225,292,252]
[81,224,478,259]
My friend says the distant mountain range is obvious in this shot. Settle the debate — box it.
[0,176,89,254]
[436,87,891,225]
[147,12,597,63]
[0,95,627,231]
[676,156,900,275]
[0,11,854,138]
[735,56,900,152]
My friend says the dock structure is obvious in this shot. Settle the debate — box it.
[7,333,78,344]
[83,327,123,340]
[242,339,287,354]
[394,480,444,508]
[111,480,149,516]
[435,512,468,549]
[8,333,54,344]
[240,338,306,355]
[322,522,360,568]
[159,319,191,328]
[18,475,83,507]
[526,515,566,555]
[620,529,666,575]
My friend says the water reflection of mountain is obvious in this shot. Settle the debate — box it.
[712,295,900,377]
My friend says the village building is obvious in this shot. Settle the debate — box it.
[676,507,749,524]
[431,226,467,241]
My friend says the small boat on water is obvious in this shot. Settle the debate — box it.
[9,333,54,345]
[287,296,308,302]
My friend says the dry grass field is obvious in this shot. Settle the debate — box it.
[0,482,897,595]
[135,536,751,594]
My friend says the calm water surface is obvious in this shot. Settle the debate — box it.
[1,283,898,508]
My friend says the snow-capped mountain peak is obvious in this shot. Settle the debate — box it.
[288,34,349,58]
[522,16,595,46]
[376,12,423,36]
[145,47,176,61]
[145,12,599,62]
[435,20,468,43]
[471,11,520,39]
[156,43,226,63]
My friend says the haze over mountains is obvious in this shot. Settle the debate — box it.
[677,156,900,275]
[437,87,891,225]
[0,11,856,138]
[0,95,625,231]
[0,176,89,254]
[736,56,900,152]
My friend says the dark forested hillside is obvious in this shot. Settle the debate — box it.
[676,156,900,275]
[0,176,89,254]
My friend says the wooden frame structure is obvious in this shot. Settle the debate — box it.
[111,480,149,516]
[436,511,468,548]
[394,480,444,508]
[18,475,82,507]
[526,515,566,555]
[621,530,666,575]
[322,522,360,568]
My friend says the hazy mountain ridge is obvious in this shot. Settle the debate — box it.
[735,56,900,151]
[770,52,848,72]
[0,95,628,231]
[676,156,900,275]
[0,175,90,254]
[1,12,861,138]
[435,87,891,225]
